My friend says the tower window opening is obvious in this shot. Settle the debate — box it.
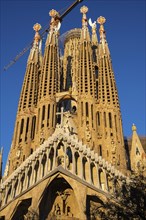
[52,104,54,127]
[41,105,45,128]
[25,117,29,141]
[14,122,19,145]
[37,108,40,132]
[86,102,89,117]
[95,66,98,78]
[31,116,36,140]
[109,112,112,128]
[136,147,140,155]
[114,115,117,132]
[47,104,50,126]
[19,118,24,143]
[99,145,102,156]
[104,112,107,127]
[97,111,100,126]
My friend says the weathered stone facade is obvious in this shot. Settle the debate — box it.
[0,4,145,220]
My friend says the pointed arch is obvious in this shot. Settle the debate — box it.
[82,157,87,180]
[41,154,47,177]
[49,148,54,171]
[99,169,105,190]
[39,176,80,219]
[66,146,73,170]
[107,174,113,193]
[27,166,32,188]
[34,160,39,183]
[90,162,97,185]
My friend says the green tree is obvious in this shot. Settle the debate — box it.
[90,172,146,220]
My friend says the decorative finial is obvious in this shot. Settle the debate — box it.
[80,5,88,14]
[80,6,88,28]
[132,123,137,131]
[33,23,41,44]
[49,9,60,30]
[49,9,58,18]
[33,23,41,32]
[97,16,106,25]
[97,16,106,39]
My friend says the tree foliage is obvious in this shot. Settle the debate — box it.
[90,172,146,220]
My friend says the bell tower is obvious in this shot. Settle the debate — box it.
[37,9,61,143]
[77,6,97,148]
[95,16,126,170]
[6,24,42,176]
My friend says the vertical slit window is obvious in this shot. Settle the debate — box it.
[104,112,107,127]
[15,122,19,144]
[81,102,83,116]
[19,118,24,143]
[114,115,117,132]
[25,117,29,141]
[97,111,100,126]
[37,108,40,132]
[47,104,50,119]
[47,104,50,126]
[96,81,98,99]
[42,105,45,121]
[20,119,24,134]
[31,116,36,140]
[99,145,102,156]
[52,105,54,127]
[86,102,89,117]
[91,104,93,127]
[109,112,112,128]
[41,105,45,128]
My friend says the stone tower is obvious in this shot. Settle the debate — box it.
[0,5,134,219]
[5,23,43,176]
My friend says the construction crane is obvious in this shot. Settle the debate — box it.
[3,0,83,72]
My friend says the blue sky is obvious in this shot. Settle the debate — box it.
[0,0,146,172]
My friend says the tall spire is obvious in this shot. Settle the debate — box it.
[95,16,126,171]
[33,23,41,43]
[97,16,106,39]
[5,23,43,176]
[37,8,61,143]
[97,16,110,56]
[27,23,42,64]
[77,6,97,148]
[80,6,90,41]
[19,23,42,111]
[46,9,61,46]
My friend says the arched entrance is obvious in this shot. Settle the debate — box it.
[39,176,80,219]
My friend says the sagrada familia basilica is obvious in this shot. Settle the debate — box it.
[0,1,145,219]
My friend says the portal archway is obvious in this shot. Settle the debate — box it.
[39,176,80,219]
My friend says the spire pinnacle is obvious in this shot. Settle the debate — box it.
[80,6,88,27]
[132,123,137,131]
[47,9,61,44]
[97,16,106,38]
[33,23,41,44]
[49,9,60,29]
